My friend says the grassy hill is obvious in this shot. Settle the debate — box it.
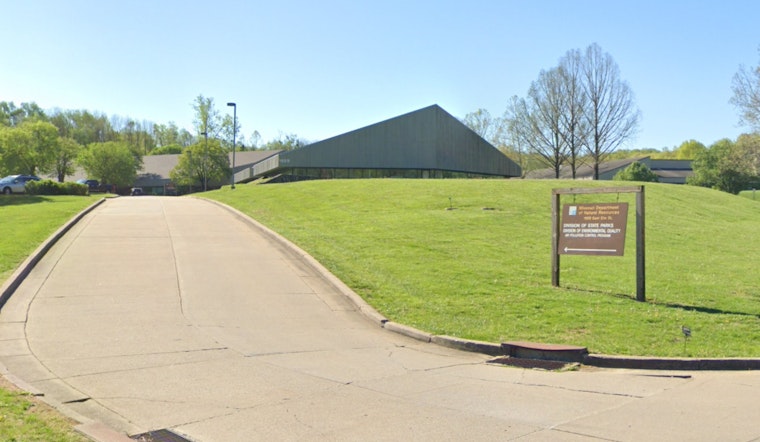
[206,179,760,358]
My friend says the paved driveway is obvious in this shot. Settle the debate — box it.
[1,197,759,441]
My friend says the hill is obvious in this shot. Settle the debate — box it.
[204,180,760,357]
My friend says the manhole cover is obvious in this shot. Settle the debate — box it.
[131,429,192,442]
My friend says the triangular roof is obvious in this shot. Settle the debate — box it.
[278,105,521,177]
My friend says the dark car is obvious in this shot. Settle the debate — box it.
[0,174,41,194]
[130,187,144,196]
[76,179,101,191]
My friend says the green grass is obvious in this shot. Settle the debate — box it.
[0,378,88,441]
[0,195,98,439]
[0,195,100,282]
[205,179,760,358]
[739,189,760,202]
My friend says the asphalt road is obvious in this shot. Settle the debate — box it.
[1,196,759,441]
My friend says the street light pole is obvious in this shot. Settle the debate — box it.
[227,102,237,190]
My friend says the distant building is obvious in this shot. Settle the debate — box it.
[525,157,693,184]
[241,105,521,182]
[67,105,521,194]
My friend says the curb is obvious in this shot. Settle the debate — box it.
[0,198,107,311]
[203,197,760,371]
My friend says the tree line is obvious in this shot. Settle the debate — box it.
[463,43,760,194]
[0,95,308,191]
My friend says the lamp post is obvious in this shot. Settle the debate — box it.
[200,131,208,191]
[227,102,237,190]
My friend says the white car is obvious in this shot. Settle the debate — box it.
[0,175,41,194]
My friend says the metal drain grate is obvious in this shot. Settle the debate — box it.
[131,429,192,442]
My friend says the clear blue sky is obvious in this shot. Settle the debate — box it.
[2,0,758,150]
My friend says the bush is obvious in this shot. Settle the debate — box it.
[613,162,659,182]
[26,180,89,196]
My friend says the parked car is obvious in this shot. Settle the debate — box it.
[0,175,41,194]
[76,178,101,191]
[130,187,144,196]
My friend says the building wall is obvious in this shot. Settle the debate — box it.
[273,105,521,178]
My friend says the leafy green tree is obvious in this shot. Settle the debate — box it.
[688,138,752,194]
[113,117,156,155]
[0,101,46,127]
[261,133,308,151]
[613,162,659,182]
[53,137,82,182]
[733,133,760,179]
[170,139,230,191]
[674,139,707,160]
[193,95,223,138]
[0,121,59,175]
[78,141,141,187]
[49,110,116,146]
[149,144,184,155]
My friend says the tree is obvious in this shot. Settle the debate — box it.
[674,139,707,160]
[0,101,46,127]
[613,162,659,182]
[78,141,141,188]
[53,137,81,182]
[261,133,308,151]
[149,144,184,155]
[193,95,222,138]
[506,68,568,178]
[462,109,505,146]
[581,43,640,179]
[0,121,59,175]
[731,48,760,131]
[688,138,752,194]
[170,139,230,191]
[558,49,589,178]
[49,109,116,146]
[733,133,760,179]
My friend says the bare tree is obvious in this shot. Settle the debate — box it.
[581,43,640,179]
[558,49,589,178]
[505,68,568,178]
[731,48,760,131]
[462,109,498,144]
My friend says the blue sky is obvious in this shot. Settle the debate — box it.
[2,0,758,150]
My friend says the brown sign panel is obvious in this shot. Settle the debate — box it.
[559,203,628,256]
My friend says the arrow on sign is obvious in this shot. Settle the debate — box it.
[564,247,618,253]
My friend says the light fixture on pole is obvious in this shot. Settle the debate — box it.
[226,102,237,190]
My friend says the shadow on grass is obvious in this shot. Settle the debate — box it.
[564,286,760,319]
[0,195,54,206]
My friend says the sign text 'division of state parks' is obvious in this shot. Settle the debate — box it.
[558,203,628,256]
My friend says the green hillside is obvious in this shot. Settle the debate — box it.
[205,180,760,357]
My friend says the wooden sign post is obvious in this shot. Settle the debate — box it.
[552,186,646,302]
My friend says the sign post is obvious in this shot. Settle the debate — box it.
[552,186,646,301]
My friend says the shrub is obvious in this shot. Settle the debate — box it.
[26,180,89,196]
[613,162,659,182]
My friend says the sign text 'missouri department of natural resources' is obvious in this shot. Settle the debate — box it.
[558,203,628,256]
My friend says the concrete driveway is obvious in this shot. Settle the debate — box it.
[1,196,759,441]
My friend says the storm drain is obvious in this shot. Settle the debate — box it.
[488,356,580,371]
[131,429,192,442]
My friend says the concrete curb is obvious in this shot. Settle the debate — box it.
[202,197,760,371]
[0,197,107,311]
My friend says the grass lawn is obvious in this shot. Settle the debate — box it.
[0,195,99,440]
[205,179,760,358]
